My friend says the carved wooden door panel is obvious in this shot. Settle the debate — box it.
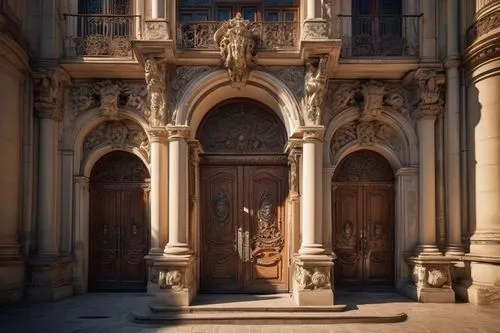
[333,183,394,287]
[200,166,243,292]
[244,166,288,292]
[333,184,364,285]
[363,184,394,285]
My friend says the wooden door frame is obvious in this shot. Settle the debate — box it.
[332,181,396,288]
[198,154,290,293]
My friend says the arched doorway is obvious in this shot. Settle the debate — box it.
[197,99,289,293]
[89,151,150,291]
[332,149,395,288]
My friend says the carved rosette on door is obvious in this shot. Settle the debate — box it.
[250,191,284,266]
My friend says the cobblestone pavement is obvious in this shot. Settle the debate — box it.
[1,292,499,333]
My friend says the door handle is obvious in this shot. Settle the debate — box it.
[237,227,243,259]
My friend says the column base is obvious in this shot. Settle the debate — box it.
[152,254,196,307]
[406,255,457,303]
[298,244,326,255]
[26,257,73,302]
[464,255,500,305]
[415,244,441,255]
[0,255,25,304]
[445,244,465,256]
[164,243,191,255]
[292,254,334,306]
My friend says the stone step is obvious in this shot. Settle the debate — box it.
[131,310,408,325]
[149,302,348,313]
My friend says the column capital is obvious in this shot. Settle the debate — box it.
[167,125,190,140]
[416,104,443,119]
[412,68,445,119]
[443,56,461,69]
[33,68,69,121]
[395,167,418,177]
[301,126,325,142]
[149,128,169,143]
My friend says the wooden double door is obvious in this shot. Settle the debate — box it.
[89,152,150,291]
[200,164,288,293]
[333,183,394,287]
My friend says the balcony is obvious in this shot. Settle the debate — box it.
[176,21,299,50]
[337,14,421,58]
[63,14,142,58]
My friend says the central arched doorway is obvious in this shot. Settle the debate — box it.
[197,99,289,293]
[332,149,395,289]
[88,151,150,291]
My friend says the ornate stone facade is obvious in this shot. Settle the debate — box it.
[144,57,167,127]
[33,68,66,120]
[214,13,259,87]
[303,56,328,124]
[294,266,331,291]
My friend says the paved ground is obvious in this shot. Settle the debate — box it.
[1,292,500,333]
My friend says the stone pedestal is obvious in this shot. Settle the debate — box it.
[463,257,500,305]
[406,256,456,303]
[153,255,196,307]
[27,257,73,302]
[292,254,334,306]
[0,256,25,303]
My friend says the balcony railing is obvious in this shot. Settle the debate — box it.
[63,14,141,58]
[337,14,421,58]
[176,21,299,50]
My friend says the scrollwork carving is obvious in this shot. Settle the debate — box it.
[69,84,99,120]
[214,13,259,87]
[145,57,166,127]
[303,56,328,124]
[159,269,184,291]
[303,19,328,39]
[83,120,149,161]
[331,121,402,161]
[294,266,331,290]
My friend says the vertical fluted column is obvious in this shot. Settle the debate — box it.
[149,129,168,255]
[414,69,444,255]
[445,0,464,255]
[299,127,325,255]
[164,126,190,255]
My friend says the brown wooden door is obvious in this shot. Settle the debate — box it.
[200,164,288,293]
[333,183,394,287]
[89,152,150,291]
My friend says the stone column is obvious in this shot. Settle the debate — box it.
[28,70,73,302]
[408,69,455,303]
[152,125,195,307]
[444,0,464,256]
[293,127,334,306]
[73,176,89,294]
[465,1,500,302]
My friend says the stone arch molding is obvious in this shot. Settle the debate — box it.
[325,107,418,169]
[173,69,303,138]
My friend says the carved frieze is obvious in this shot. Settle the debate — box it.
[144,58,167,127]
[294,265,331,290]
[214,13,259,87]
[330,121,402,160]
[83,120,149,161]
[267,66,305,103]
[324,81,409,123]
[144,20,170,40]
[198,102,286,154]
[303,56,328,124]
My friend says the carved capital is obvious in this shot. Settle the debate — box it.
[416,104,443,119]
[302,126,324,142]
[443,56,461,69]
[413,68,445,111]
[144,57,167,127]
[303,56,328,124]
[214,13,259,87]
[303,19,329,40]
[144,20,170,40]
[33,68,68,121]
[167,126,190,140]
[148,129,168,143]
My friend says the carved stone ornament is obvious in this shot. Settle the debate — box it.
[322,0,333,38]
[412,264,451,289]
[99,80,121,119]
[33,69,66,120]
[294,265,331,290]
[414,69,444,119]
[334,149,394,182]
[144,57,166,127]
[214,13,259,88]
[267,66,305,103]
[288,151,300,195]
[159,269,184,291]
[303,56,328,124]
[90,150,149,182]
[303,19,329,40]
[83,120,149,161]
[330,121,402,160]
[324,81,408,123]
[145,20,170,40]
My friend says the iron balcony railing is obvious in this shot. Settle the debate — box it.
[177,21,299,50]
[63,14,142,58]
[337,14,422,58]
